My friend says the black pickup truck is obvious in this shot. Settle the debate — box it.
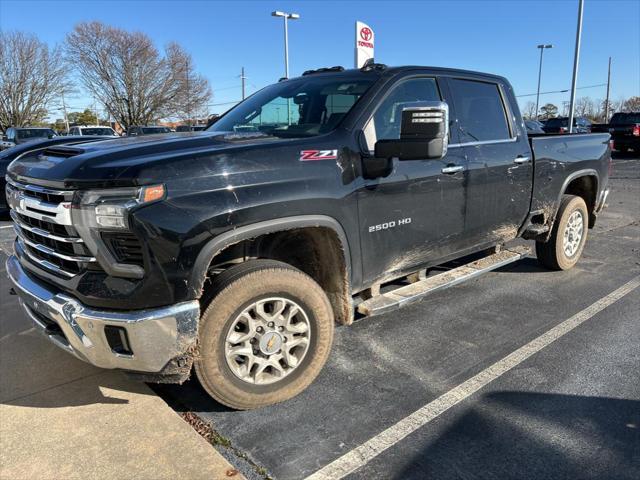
[592,112,640,152]
[4,65,611,409]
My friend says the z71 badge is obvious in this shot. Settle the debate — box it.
[299,150,338,161]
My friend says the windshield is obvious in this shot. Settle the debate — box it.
[17,129,55,139]
[81,128,115,136]
[141,127,171,134]
[208,75,376,138]
[610,113,640,125]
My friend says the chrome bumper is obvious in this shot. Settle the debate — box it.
[6,255,200,373]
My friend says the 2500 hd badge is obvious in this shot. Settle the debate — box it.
[368,218,412,233]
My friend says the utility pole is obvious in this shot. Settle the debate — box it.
[240,67,247,100]
[604,57,612,123]
[568,0,584,133]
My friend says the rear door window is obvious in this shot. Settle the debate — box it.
[449,78,511,143]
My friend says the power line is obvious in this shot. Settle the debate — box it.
[517,83,607,98]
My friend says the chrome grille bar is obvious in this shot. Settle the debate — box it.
[15,228,96,263]
[6,177,74,196]
[6,183,73,226]
[16,238,76,278]
[10,210,83,244]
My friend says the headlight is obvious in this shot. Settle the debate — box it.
[71,184,165,278]
[72,185,165,231]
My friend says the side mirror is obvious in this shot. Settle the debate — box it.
[375,101,449,160]
[1,135,7,142]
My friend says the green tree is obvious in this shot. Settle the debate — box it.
[540,103,558,120]
[68,108,98,126]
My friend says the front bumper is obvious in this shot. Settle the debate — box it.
[6,255,200,373]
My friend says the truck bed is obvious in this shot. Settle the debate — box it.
[528,133,611,219]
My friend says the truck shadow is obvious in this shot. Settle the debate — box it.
[394,391,640,480]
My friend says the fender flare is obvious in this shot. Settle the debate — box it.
[189,214,352,296]
[557,169,599,208]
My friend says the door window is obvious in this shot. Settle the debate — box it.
[364,77,441,148]
[449,79,511,143]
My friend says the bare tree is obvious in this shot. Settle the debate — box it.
[622,96,640,112]
[168,45,212,124]
[0,31,70,132]
[575,97,595,119]
[65,22,211,129]
[521,101,537,119]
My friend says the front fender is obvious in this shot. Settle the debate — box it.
[188,214,352,297]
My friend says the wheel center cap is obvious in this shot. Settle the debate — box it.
[259,331,283,355]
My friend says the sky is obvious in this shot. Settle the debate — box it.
[1,0,639,118]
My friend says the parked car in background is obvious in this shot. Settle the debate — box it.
[1,127,57,151]
[175,125,207,132]
[68,126,119,137]
[525,120,545,134]
[542,117,592,134]
[601,112,640,152]
[126,126,172,136]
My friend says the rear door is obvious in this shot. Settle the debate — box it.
[357,75,468,285]
[448,77,532,247]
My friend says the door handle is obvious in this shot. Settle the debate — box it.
[513,156,531,164]
[441,165,464,174]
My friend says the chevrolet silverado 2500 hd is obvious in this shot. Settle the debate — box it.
[4,64,611,409]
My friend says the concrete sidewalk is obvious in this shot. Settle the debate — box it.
[0,242,243,479]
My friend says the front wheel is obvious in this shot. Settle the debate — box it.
[195,260,334,410]
[536,195,588,270]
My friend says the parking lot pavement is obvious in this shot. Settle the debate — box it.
[154,153,640,480]
[0,230,244,479]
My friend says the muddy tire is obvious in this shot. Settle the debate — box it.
[536,195,588,270]
[195,260,334,410]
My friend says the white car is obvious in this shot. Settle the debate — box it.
[68,126,119,137]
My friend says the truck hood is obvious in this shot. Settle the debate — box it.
[7,131,283,188]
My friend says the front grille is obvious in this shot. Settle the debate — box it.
[7,179,98,278]
[102,232,144,267]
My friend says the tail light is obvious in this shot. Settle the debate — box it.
[633,125,640,136]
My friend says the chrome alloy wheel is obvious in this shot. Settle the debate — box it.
[563,210,584,257]
[224,297,311,385]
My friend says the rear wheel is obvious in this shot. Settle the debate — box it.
[536,195,588,270]
[195,260,334,410]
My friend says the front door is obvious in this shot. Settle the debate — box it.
[447,78,533,248]
[357,76,468,285]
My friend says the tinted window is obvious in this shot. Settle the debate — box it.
[81,128,115,136]
[449,79,511,142]
[611,113,640,124]
[370,77,441,141]
[16,129,55,139]
[545,118,567,128]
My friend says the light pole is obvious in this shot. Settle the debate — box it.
[271,11,300,79]
[567,0,584,134]
[535,44,553,120]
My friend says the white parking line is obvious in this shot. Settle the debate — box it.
[0,225,14,229]
[306,276,640,480]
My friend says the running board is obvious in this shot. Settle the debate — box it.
[357,246,531,317]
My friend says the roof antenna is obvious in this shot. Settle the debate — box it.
[362,58,375,68]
